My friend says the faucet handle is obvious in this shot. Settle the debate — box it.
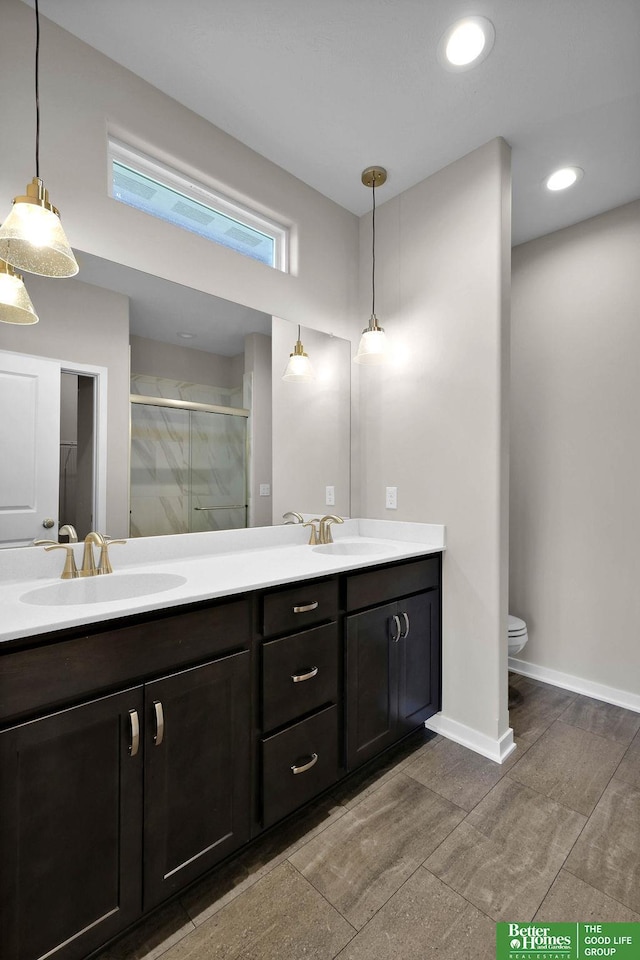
[44,544,79,580]
[98,538,126,575]
[303,520,320,545]
[34,538,59,547]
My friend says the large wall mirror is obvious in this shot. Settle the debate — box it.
[0,252,351,546]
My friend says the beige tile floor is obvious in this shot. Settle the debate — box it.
[96,675,640,960]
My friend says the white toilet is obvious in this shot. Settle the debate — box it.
[508,614,528,708]
[508,614,528,657]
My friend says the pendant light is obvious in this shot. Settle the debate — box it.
[282,325,315,382]
[0,259,39,325]
[0,0,78,279]
[354,166,388,364]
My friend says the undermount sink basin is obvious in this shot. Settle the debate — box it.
[21,572,187,606]
[312,540,393,557]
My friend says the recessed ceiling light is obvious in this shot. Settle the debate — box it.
[545,167,584,192]
[438,16,495,70]
[177,332,196,339]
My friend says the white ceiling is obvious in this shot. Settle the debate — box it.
[27,1,640,352]
[33,0,640,246]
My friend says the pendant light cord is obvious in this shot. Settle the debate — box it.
[35,0,41,178]
[371,179,376,317]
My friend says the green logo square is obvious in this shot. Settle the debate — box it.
[497,922,639,960]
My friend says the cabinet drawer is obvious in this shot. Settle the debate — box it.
[262,704,338,827]
[262,623,338,731]
[0,598,251,724]
[346,556,440,612]
[262,578,338,637]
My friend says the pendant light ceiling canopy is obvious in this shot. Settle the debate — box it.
[282,324,315,382]
[0,259,39,325]
[354,166,388,365]
[0,0,78,280]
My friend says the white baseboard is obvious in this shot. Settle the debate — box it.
[509,657,640,714]
[425,714,516,764]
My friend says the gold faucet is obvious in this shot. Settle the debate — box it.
[319,515,344,544]
[282,511,304,524]
[80,532,127,576]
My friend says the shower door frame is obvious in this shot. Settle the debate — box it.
[129,394,250,536]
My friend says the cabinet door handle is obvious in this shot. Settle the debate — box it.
[129,709,139,757]
[291,753,318,775]
[293,601,319,614]
[153,700,165,746]
[400,612,410,639]
[291,666,319,683]
[390,614,402,642]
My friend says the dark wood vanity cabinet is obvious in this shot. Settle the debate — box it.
[345,557,441,770]
[0,600,253,960]
[0,687,144,960]
[0,552,441,960]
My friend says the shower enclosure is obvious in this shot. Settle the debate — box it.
[130,397,248,538]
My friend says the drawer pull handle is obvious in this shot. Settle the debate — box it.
[291,666,319,683]
[153,700,165,746]
[391,614,402,642]
[400,612,410,639]
[129,709,139,757]
[293,601,319,614]
[291,753,318,775]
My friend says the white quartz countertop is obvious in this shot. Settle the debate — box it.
[0,519,445,644]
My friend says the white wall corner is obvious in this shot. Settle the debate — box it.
[425,714,516,764]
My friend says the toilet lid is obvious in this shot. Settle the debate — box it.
[508,614,527,634]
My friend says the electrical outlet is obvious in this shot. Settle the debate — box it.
[259,483,270,497]
[326,485,335,506]
[385,486,398,509]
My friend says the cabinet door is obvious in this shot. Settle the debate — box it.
[397,591,440,736]
[345,601,399,769]
[143,651,251,910]
[0,688,143,960]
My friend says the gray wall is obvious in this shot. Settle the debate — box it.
[510,199,640,706]
[357,139,512,753]
[130,335,242,388]
[272,319,351,522]
[244,333,272,527]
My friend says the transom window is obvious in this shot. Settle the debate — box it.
[108,139,288,271]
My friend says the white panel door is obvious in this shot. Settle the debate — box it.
[0,352,60,546]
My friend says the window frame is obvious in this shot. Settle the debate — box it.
[107,137,289,272]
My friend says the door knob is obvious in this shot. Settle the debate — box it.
[42,518,55,529]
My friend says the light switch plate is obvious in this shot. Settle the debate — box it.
[326,485,335,506]
[259,483,271,497]
[385,486,398,509]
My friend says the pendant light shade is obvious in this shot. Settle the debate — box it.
[0,178,78,278]
[354,166,388,365]
[0,0,78,280]
[354,316,387,364]
[0,259,39,325]
[282,325,315,382]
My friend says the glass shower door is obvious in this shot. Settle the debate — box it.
[190,411,247,532]
[130,402,247,537]
[130,404,190,537]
